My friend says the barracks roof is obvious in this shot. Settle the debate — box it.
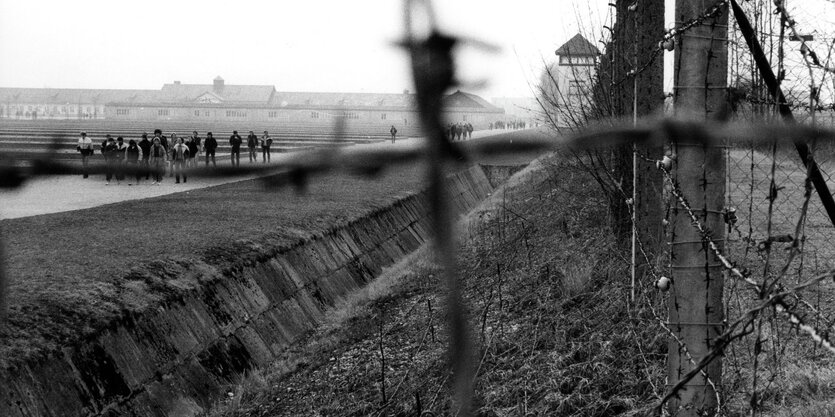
[0,82,503,113]
[0,88,159,105]
[555,33,600,57]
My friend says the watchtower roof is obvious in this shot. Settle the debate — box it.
[555,33,600,57]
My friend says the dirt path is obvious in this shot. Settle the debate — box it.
[0,129,518,219]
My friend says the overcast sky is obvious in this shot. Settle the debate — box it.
[1,1,831,99]
[0,0,610,98]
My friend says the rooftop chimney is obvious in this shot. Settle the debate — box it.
[213,76,224,92]
[173,80,181,85]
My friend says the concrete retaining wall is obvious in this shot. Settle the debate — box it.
[0,165,494,417]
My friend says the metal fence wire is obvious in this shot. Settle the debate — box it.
[3,0,835,416]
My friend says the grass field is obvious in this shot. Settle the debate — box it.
[200,143,835,416]
[0,162,429,367]
[0,129,550,370]
[207,154,667,416]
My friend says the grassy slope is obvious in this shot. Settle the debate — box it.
[0,162,427,367]
[210,154,668,416]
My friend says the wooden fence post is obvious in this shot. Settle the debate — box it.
[668,0,728,415]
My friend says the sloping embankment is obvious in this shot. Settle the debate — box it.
[0,165,505,417]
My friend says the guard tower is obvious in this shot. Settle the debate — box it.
[551,34,600,126]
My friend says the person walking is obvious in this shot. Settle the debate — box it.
[102,136,118,184]
[148,137,166,184]
[114,137,128,183]
[125,139,141,184]
[152,129,167,176]
[186,135,199,168]
[190,131,202,166]
[171,137,190,183]
[390,125,397,143]
[76,132,93,178]
[246,130,258,162]
[138,133,152,179]
[229,130,242,167]
[168,133,178,177]
[260,130,272,163]
[204,132,217,167]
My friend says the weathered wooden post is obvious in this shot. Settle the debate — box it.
[667,0,728,415]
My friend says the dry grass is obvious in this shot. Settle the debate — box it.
[0,162,428,367]
[206,153,667,416]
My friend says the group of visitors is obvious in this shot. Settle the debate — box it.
[446,122,473,141]
[489,120,528,130]
[76,129,275,185]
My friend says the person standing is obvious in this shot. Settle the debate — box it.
[114,137,128,183]
[171,137,190,183]
[204,132,217,167]
[246,130,258,163]
[125,139,141,184]
[102,136,118,184]
[168,133,178,177]
[390,125,397,143]
[260,130,272,163]
[465,122,473,139]
[229,130,242,167]
[76,132,93,178]
[138,133,152,180]
[190,131,202,166]
[148,137,166,184]
[186,135,199,168]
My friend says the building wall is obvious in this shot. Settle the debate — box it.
[102,104,500,130]
[1,100,502,130]
[1,103,106,120]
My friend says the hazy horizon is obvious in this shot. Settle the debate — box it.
[0,0,613,99]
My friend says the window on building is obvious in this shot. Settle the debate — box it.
[560,55,594,66]
[568,80,587,97]
[116,108,131,115]
[194,110,200,117]
[204,111,210,117]
[311,111,319,119]
[381,113,387,120]
[158,109,170,116]
[268,111,278,118]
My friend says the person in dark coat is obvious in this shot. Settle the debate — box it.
[190,131,202,167]
[186,136,199,168]
[102,136,118,184]
[229,130,242,166]
[100,134,110,155]
[390,125,397,143]
[114,137,128,183]
[204,132,217,167]
[125,139,141,184]
[138,133,152,179]
[247,130,258,163]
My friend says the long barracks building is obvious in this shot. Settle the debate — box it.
[0,77,505,129]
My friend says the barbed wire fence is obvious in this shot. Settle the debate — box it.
[2,0,835,416]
